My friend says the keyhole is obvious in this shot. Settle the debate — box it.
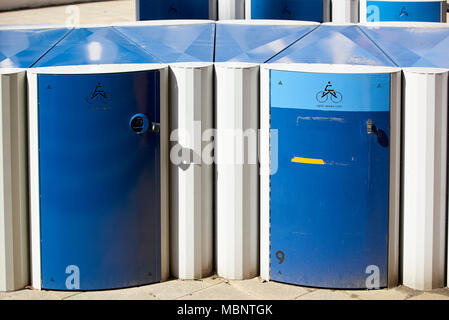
[130,113,149,135]
[131,117,144,133]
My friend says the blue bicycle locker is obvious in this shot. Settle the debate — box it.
[0,27,71,68]
[261,64,401,289]
[246,0,330,22]
[28,64,169,291]
[136,0,217,20]
[363,0,447,22]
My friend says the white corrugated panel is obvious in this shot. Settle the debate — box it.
[332,0,359,23]
[169,63,214,280]
[210,0,219,20]
[218,0,245,19]
[0,69,29,292]
[402,68,448,291]
[215,63,260,280]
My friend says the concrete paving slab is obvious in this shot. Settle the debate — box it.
[54,277,226,300]
[0,289,78,300]
[229,278,311,300]
[394,285,423,298]
[408,292,449,300]
[344,288,410,300]
[0,0,96,11]
[145,278,226,300]
[199,275,226,286]
[297,289,358,300]
[0,0,134,26]
[430,288,449,297]
[179,282,255,300]
[393,286,449,300]
[66,286,159,300]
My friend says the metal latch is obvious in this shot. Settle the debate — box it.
[366,119,389,148]
[151,122,160,133]
[367,119,373,134]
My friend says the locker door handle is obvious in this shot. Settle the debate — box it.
[366,119,389,147]
[366,119,374,134]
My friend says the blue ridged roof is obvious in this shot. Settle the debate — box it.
[0,28,71,68]
[215,23,318,63]
[2,22,448,68]
[114,23,215,63]
[268,25,396,66]
[34,27,159,67]
[361,25,449,68]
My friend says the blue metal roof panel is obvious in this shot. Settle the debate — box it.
[34,27,160,67]
[0,28,71,68]
[269,25,396,66]
[215,23,318,63]
[361,25,449,68]
[114,23,215,63]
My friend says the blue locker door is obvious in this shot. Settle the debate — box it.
[269,70,390,289]
[137,0,211,20]
[251,0,324,22]
[38,71,161,290]
[366,1,442,22]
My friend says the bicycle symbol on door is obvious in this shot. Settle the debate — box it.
[316,82,343,103]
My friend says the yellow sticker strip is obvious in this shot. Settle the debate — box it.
[291,157,325,165]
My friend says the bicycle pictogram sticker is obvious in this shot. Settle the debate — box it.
[86,82,111,105]
[316,81,343,104]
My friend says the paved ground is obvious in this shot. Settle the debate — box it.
[0,0,135,26]
[0,0,448,301]
[1,277,449,300]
